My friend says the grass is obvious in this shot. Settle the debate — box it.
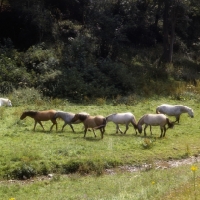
[0,94,200,199]
[1,164,200,200]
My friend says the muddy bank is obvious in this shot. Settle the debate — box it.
[106,154,200,174]
[1,155,200,185]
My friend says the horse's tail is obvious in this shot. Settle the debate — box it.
[166,118,174,129]
[93,118,107,130]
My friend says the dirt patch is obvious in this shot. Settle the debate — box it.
[106,154,200,174]
[1,155,200,185]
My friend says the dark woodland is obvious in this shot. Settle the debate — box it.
[0,0,200,101]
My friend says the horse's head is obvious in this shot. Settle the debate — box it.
[137,125,142,134]
[188,108,194,118]
[20,111,37,120]
[7,99,12,107]
[71,114,88,123]
[20,112,27,120]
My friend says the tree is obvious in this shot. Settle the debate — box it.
[162,0,190,63]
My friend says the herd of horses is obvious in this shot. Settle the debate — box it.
[0,98,194,139]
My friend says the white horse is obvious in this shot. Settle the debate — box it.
[137,114,174,137]
[54,111,89,132]
[156,104,194,123]
[106,112,137,134]
[0,98,12,107]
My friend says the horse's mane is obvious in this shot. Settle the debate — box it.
[24,110,38,117]
[78,114,88,121]
[137,114,146,125]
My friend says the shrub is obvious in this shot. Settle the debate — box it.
[11,164,36,180]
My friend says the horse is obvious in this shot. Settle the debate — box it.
[54,111,89,132]
[71,114,106,139]
[20,110,57,131]
[106,112,137,134]
[137,114,174,138]
[156,104,194,123]
[0,98,12,107]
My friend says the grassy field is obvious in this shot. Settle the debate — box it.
[0,95,200,199]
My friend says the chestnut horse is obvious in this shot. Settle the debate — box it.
[71,114,106,139]
[20,110,57,131]
[137,114,174,138]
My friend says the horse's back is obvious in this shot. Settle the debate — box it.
[36,110,57,120]
[85,115,105,127]
[156,104,181,115]
[56,111,75,121]
[145,114,167,125]
[107,112,135,123]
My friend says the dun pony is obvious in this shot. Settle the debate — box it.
[156,104,194,123]
[137,114,174,138]
[0,98,12,107]
[106,112,137,134]
[71,114,106,139]
[54,111,89,132]
[20,110,57,131]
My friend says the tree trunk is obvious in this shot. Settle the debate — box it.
[169,21,176,62]
[162,0,170,62]
[0,0,4,12]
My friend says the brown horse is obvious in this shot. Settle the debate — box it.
[20,110,57,131]
[71,114,106,139]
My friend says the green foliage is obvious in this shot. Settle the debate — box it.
[11,164,36,180]
[10,87,44,106]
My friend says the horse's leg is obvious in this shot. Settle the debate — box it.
[160,127,164,138]
[69,124,75,132]
[33,120,38,131]
[150,126,152,135]
[144,125,148,136]
[62,123,67,131]
[100,128,104,139]
[38,121,45,131]
[115,124,119,133]
[50,119,57,131]
[124,123,129,134]
[163,126,166,137]
[84,127,88,138]
[177,116,180,123]
[92,129,97,137]
[174,115,180,123]
[117,124,123,134]
[62,122,74,132]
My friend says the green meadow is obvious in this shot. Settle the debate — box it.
[0,93,200,200]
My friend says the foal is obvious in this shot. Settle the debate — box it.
[20,110,57,131]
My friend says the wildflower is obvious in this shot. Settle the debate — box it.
[191,165,198,172]
[151,181,155,185]
[9,198,15,200]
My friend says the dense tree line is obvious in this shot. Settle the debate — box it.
[0,0,200,100]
